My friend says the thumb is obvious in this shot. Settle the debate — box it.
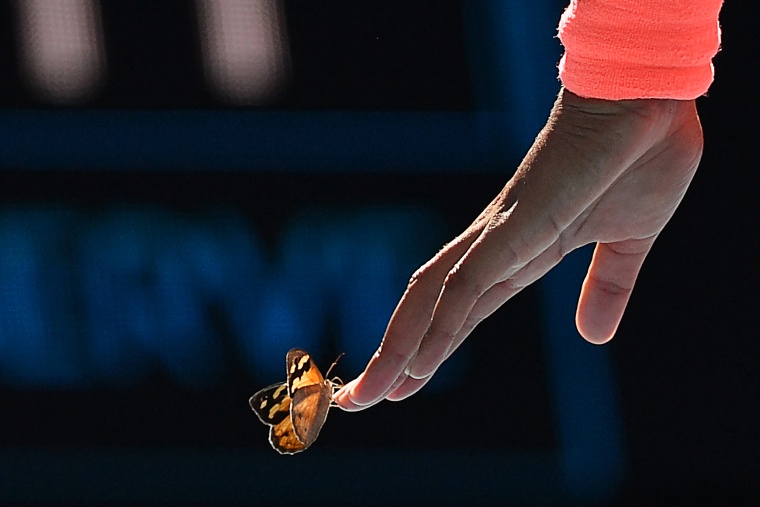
[576,238,656,344]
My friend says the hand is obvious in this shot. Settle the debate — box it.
[335,87,704,411]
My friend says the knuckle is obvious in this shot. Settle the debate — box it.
[497,276,525,293]
[376,340,412,365]
[501,241,524,269]
[590,275,633,297]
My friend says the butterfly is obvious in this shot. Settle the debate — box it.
[249,348,343,454]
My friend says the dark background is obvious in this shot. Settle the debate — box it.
[0,0,757,505]
[612,0,759,500]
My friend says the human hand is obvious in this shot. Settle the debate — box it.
[335,87,704,411]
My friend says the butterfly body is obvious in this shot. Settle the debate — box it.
[249,349,340,454]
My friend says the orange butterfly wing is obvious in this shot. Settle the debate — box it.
[250,349,336,454]
[249,382,307,454]
[286,349,334,447]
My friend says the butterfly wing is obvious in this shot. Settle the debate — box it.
[249,382,307,454]
[286,349,333,447]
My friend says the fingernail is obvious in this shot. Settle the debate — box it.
[403,351,419,377]
[404,362,419,378]
[405,362,427,380]
[333,384,350,399]
[332,390,350,408]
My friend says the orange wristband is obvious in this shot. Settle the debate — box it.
[558,0,724,100]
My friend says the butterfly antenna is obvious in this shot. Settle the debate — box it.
[325,352,345,379]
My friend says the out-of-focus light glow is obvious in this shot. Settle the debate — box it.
[196,0,290,105]
[15,0,105,104]
[0,206,447,388]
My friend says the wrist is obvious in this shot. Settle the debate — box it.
[558,0,723,100]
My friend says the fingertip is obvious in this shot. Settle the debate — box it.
[404,361,423,379]
[575,298,619,345]
[578,321,616,345]
[333,380,371,412]
[333,396,365,412]
[385,375,433,402]
[332,372,404,412]
[405,361,433,380]
[333,381,351,401]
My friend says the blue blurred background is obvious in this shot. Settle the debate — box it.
[0,1,757,505]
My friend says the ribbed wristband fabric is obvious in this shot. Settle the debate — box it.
[558,0,723,100]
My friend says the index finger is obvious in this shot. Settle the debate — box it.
[334,232,478,410]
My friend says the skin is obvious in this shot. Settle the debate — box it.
[335,87,704,411]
